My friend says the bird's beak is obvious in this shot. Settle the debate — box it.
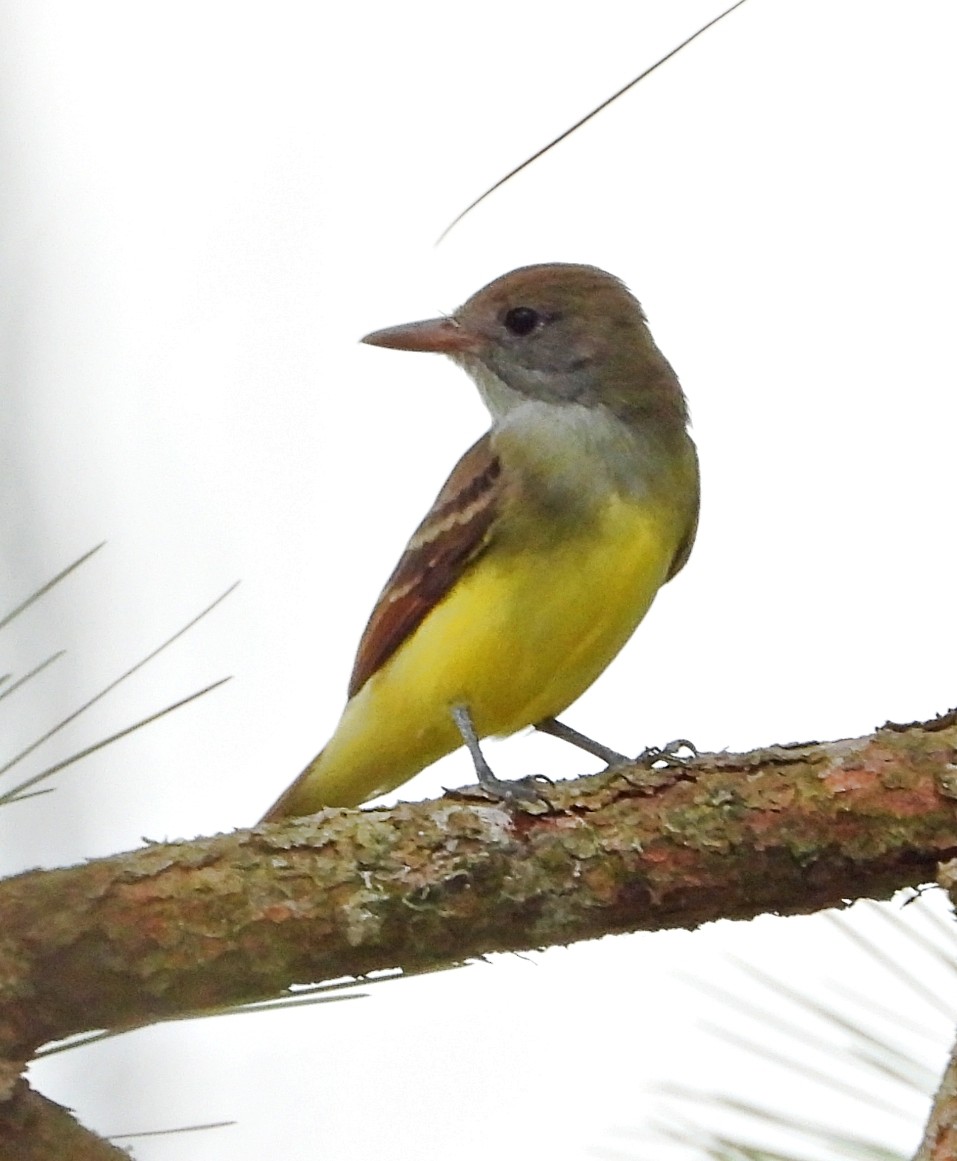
[361,316,481,354]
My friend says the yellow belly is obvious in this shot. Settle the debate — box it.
[291,493,682,809]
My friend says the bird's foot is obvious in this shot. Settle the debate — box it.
[635,738,698,769]
[446,770,554,811]
[448,703,555,810]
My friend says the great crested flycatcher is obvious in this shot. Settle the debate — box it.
[261,263,699,820]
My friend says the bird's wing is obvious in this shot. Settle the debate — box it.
[348,433,502,698]
[664,446,701,582]
[665,505,699,581]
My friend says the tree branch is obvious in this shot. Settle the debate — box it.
[2,712,956,1065]
[0,1073,129,1161]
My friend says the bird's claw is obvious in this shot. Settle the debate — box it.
[635,738,698,769]
[481,772,554,810]
[446,772,554,810]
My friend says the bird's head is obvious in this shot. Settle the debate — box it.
[362,263,687,426]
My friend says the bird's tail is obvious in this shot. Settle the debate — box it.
[258,748,327,823]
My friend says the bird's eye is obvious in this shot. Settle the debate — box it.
[503,306,541,336]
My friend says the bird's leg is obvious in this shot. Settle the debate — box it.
[534,716,629,767]
[450,704,553,808]
[450,704,497,784]
[537,717,697,771]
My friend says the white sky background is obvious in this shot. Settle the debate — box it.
[1,1,956,1158]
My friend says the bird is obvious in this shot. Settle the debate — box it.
[261,262,699,821]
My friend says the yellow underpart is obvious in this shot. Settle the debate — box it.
[283,491,685,811]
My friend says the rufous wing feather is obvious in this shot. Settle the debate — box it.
[347,433,502,698]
